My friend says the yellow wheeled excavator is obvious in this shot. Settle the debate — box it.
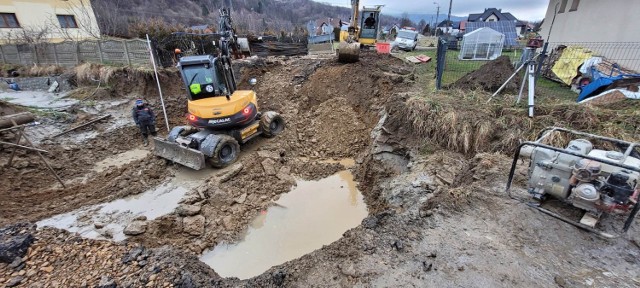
[152,8,285,170]
[337,1,383,63]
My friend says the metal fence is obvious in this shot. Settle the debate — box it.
[539,42,640,81]
[0,39,152,68]
[435,39,640,98]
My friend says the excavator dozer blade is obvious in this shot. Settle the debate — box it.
[337,42,360,63]
[152,137,206,170]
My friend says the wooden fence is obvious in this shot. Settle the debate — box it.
[0,39,152,68]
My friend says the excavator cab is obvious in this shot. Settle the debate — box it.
[337,3,383,63]
[359,7,381,46]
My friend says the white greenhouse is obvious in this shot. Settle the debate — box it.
[459,27,505,61]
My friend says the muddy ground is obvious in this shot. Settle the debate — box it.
[1,52,639,287]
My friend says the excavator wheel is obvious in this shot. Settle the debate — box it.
[206,134,240,168]
[337,42,360,63]
[260,111,285,138]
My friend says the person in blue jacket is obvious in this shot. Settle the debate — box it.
[131,99,156,146]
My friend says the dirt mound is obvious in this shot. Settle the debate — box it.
[450,55,518,93]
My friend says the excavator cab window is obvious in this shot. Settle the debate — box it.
[360,11,379,39]
[182,61,229,100]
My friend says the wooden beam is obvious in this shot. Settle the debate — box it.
[6,126,25,167]
[0,141,49,153]
[51,114,111,138]
[0,112,35,129]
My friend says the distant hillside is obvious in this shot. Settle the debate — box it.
[92,0,399,37]
[389,13,467,26]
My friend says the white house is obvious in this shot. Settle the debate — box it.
[540,0,640,43]
[539,0,640,70]
[467,8,527,37]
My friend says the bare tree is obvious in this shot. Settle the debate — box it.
[3,23,52,44]
[92,0,129,37]
[418,19,427,32]
[399,13,413,28]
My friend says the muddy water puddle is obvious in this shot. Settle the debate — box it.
[93,149,150,173]
[200,170,368,279]
[37,167,211,241]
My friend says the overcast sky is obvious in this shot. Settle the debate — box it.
[314,0,549,21]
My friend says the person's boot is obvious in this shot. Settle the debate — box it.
[142,134,149,146]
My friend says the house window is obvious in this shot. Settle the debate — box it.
[0,13,20,28]
[57,15,78,28]
[488,19,495,22]
[558,0,568,13]
[569,0,580,11]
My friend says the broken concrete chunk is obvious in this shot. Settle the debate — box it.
[183,215,205,236]
[123,221,147,236]
[218,163,244,183]
[261,158,277,176]
[0,234,34,263]
[176,204,201,217]
[234,193,247,204]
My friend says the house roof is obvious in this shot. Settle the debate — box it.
[437,20,459,29]
[467,8,518,22]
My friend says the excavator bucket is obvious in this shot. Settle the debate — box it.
[337,42,360,63]
[152,137,206,170]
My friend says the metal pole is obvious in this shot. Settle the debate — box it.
[527,63,535,117]
[434,3,440,35]
[446,0,452,35]
[146,34,170,132]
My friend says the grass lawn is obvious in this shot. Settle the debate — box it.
[386,46,640,155]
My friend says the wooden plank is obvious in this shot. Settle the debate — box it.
[405,56,422,64]
[416,55,432,63]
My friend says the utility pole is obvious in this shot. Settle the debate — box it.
[433,2,440,36]
[446,0,452,34]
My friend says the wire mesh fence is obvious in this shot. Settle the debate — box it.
[436,38,640,101]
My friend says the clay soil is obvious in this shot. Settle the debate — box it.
[1,51,639,288]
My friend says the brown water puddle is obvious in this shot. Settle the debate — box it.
[37,167,212,241]
[200,170,368,279]
[92,148,150,173]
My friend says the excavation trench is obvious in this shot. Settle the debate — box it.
[1,52,417,286]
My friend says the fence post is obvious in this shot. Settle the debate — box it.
[0,45,6,64]
[32,44,39,65]
[435,37,447,90]
[52,44,59,66]
[75,42,80,65]
[122,40,131,66]
[96,40,104,64]
[16,45,23,65]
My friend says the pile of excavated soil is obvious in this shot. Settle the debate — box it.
[0,224,225,287]
[450,55,519,93]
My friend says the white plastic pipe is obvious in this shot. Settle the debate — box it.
[528,63,536,117]
[146,34,170,132]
